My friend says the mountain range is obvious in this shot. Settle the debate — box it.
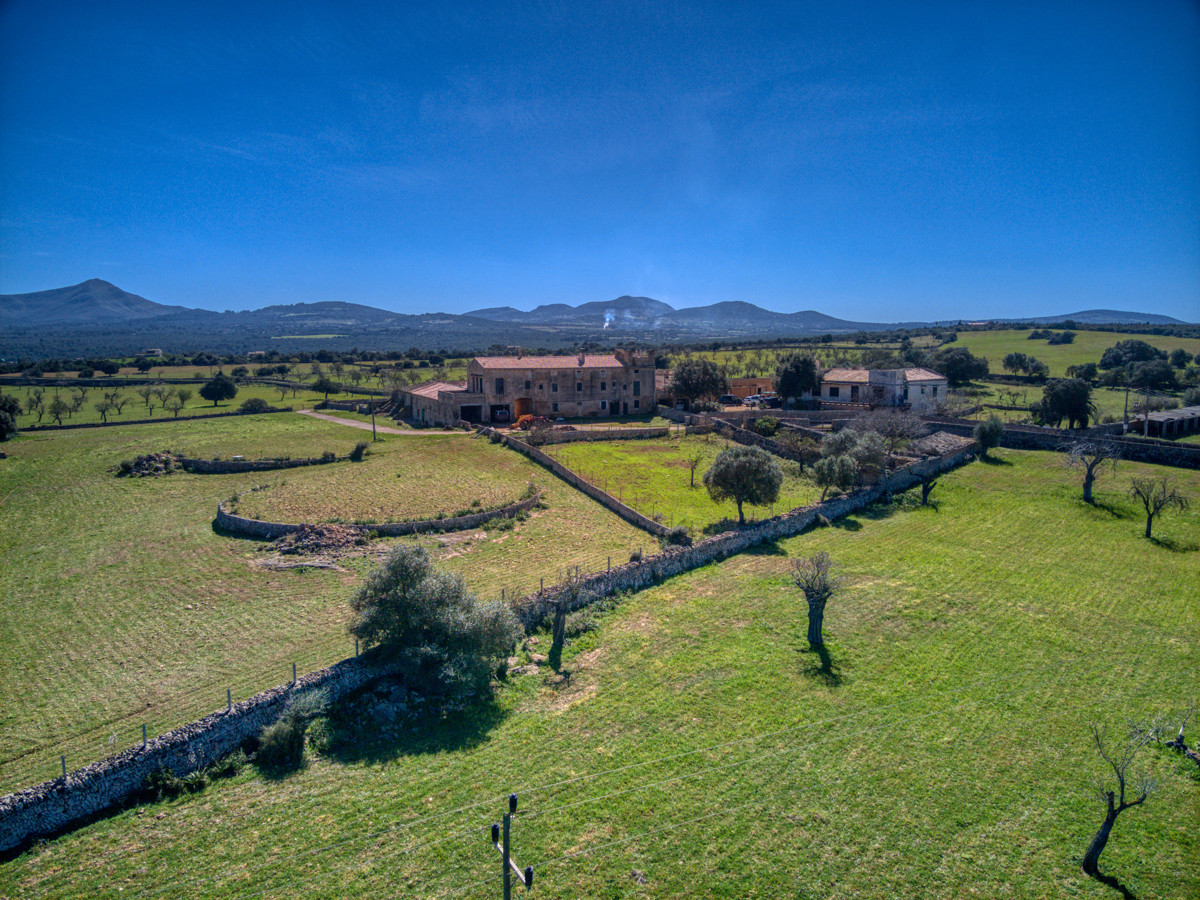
[0,279,1190,359]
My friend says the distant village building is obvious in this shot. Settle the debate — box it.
[820,367,947,414]
[402,349,656,426]
[728,377,775,400]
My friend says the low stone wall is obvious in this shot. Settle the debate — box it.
[0,654,394,854]
[317,399,388,412]
[710,418,808,463]
[215,490,543,540]
[922,417,1200,469]
[180,455,345,474]
[23,407,294,432]
[510,443,977,629]
[484,429,674,537]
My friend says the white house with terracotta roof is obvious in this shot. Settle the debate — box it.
[820,367,947,414]
[402,349,656,426]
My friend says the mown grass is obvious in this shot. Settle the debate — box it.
[546,434,823,531]
[953,328,1200,378]
[0,415,655,793]
[3,382,336,429]
[233,436,535,524]
[2,450,1195,898]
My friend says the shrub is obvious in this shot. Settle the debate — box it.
[1183,386,1200,406]
[661,526,691,547]
[974,416,1004,459]
[629,548,644,562]
[239,397,271,414]
[751,416,780,437]
[349,441,369,462]
[320,450,337,462]
[256,718,305,769]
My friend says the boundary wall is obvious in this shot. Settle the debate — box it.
[215,490,542,540]
[482,429,674,537]
[0,655,394,854]
[0,440,975,852]
[922,417,1200,470]
[510,442,977,629]
[180,454,345,474]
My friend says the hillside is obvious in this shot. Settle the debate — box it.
[0,279,190,327]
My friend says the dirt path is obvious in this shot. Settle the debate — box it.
[296,409,463,435]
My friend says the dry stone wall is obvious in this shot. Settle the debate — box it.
[510,442,977,630]
[180,455,344,474]
[483,429,673,537]
[0,655,395,854]
[215,490,542,540]
[24,406,293,432]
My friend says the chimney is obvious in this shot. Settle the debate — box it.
[578,352,586,366]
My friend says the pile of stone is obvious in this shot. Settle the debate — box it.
[115,452,180,477]
[272,524,368,555]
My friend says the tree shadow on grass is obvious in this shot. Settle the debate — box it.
[1148,534,1199,553]
[1090,870,1140,900]
[322,697,508,767]
[798,642,844,687]
[744,539,787,556]
[1088,500,1134,520]
[979,454,1013,466]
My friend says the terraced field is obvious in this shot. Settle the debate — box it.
[2,450,1195,898]
[0,415,655,794]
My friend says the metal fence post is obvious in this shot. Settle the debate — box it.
[61,755,67,779]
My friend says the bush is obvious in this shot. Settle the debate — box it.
[239,397,271,414]
[974,416,1004,458]
[660,526,691,547]
[256,718,305,770]
[629,548,644,562]
[751,416,780,437]
[321,450,337,462]
[1183,386,1200,407]
[349,441,369,462]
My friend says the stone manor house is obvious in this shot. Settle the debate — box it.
[402,349,657,426]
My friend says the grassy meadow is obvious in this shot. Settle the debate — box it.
[1,449,1195,898]
[953,329,1200,378]
[547,434,823,531]
[0,415,655,794]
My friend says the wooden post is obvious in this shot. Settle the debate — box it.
[61,755,67,779]
[142,724,147,748]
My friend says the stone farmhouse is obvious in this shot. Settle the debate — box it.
[403,349,656,426]
[820,367,948,414]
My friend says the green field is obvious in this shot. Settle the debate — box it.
[547,434,823,531]
[0,415,655,793]
[959,383,1143,424]
[1,449,1195,898]
[1,381,341,429]
[233,435,535,524]
[953,329,1200,378]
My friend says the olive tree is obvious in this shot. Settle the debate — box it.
[973,416,1004,459]
[813,454,857,501]
[349,545,521,702]
[702,444,783,524]
[1065,441,1120,504]
[791,552,841,646]
[1128,476,1189,539]
[199,374,238,407]
[668,358,728,405]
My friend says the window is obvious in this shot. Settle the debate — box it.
[633,399,640,409]
[576,382,583,392]
[600,400,607,410]
[524,380,531,390]
[633,380,641,396]
[552,402,558,412]
[538,383,544,391]
[932,386,938,397]
[552,383,558,392]
[494,378,504,394]
[829,386,840,398]
[600,381,606,391]
[623,383,628,391]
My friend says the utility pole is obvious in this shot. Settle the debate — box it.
[491,794,533,898]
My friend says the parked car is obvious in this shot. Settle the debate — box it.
[744,394,762,408]
[760,392,782,409]
[718,394,742,406]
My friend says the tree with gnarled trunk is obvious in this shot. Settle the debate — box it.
[1081,722,1155,879]
[1128,476,1189,539]
[790,552,841,646]
[1065,441,1120,504]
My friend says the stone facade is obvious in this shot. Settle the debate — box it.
[820,368,947,414]
[405,349,656,427]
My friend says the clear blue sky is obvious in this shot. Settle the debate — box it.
[2,1,1198,321]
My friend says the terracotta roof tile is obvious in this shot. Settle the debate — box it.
[822,368,870,383]
[473,355,624,370]
[903,367,945,382]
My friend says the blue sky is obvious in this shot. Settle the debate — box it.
[1,0,1198,322]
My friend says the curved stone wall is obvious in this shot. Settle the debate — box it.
[215,490,542,540]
